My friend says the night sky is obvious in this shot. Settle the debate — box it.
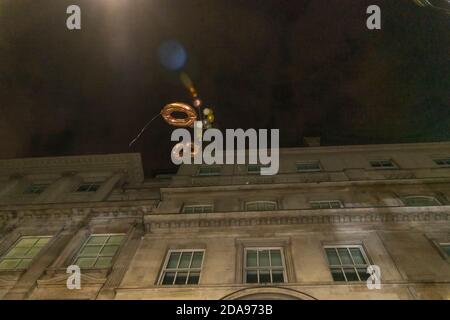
[1,0,449,175]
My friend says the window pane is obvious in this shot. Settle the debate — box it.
[357,268,370,281]
[325,248,340,266]
[167,252,180,269]
[35,238,50,246]
[25,247,41,258]
[246,270,258,283]
[259,270,271,283]
[87,236,108,245]
[16,238,38,247]
[330,268,346,281]
[272,270,284,283]
[187,272,200,284]
[95,257,112,268]
[76,257,95,268]
[246,250,257,267]
[6,247,28,258]
[100,245,119,257]
[270,250,282,267]
[343,268,359,281]
[0,259,20,270]
[190,252,203,268]
[349,248,366,265]
[337,248,353,265]
[175,272,188,285]
[80,245,102,257]
[441,245,450,257]
[162,272,175,285]
[259,250,270,267]
[179,252,192,268]
[107,235,125,245]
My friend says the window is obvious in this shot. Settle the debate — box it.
[244,248,286,284]
[324,245,370,282]
[440,243,450,257]
[198,166,221,176]
[296,161,321,172]
[76,182,100,192]
[24,184,48,195]
[434,158,450,167]
[245,201,277,211]
[0,236,51,270]
[402,196,440,207]
[73,234,125,268]
[182,205,213,214]
[160,250,204,285]
[369,159,396,169]
[310,200,343,209]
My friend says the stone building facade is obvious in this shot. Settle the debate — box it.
[0,142,449,300]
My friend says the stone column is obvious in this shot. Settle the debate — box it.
[35,171,79,204]
[91,171,126,202]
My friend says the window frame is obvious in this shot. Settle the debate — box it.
[296,160,322,172]
[323,244,371,283]
[369,159,397,169]
[158,249,205,286]
[181,204,214,214]
[197,165,222,176]
[0,235,52,271]
[245,200,278,211]
[310,200,343,209]
[75,182,101,193]
[243,247,287,284]
[433,158,450,167]
[72,233,126,269]
[402,195,441,207]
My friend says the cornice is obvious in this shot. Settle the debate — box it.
[0,153,144,184]
[144,206,450,232]
[161,176,450,194]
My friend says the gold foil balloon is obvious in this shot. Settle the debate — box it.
[161,102,197,127]
[207,113,215,123]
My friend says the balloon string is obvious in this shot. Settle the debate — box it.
[129,112,162,147]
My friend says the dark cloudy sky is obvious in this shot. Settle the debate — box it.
[1,0,449,175]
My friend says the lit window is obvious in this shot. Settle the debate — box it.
[76,182,100,192]
[434,158,450,167]
[0,236,52,270]
[369,159,396,169]
[440,243,450,257]
[244,248,286,284]
[24,184,48,194]
[245,201,277,211]
[198,166,221,176]
[310,200,343,209]
[160,250,204,285]
[73,234,125,269]
[296,161,321,172]
[324,245,370,282]
[182,205,213,214]
[402,196,440,207]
